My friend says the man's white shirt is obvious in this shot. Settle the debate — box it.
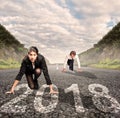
[63,54,81,69]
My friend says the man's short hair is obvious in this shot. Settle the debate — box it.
[70,51,76,56]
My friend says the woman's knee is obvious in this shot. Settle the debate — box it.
[35,68,41,75]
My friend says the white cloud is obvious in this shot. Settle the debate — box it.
[0,0,120,63]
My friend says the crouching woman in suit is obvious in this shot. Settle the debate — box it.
[6,46,58,94]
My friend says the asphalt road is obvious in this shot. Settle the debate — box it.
[0,65,120,118]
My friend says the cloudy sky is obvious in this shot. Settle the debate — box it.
[0,0,120,63]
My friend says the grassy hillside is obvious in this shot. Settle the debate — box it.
[80,22,120,69]
[0,24,24,49]
[95,22,120,48]
[0,24,27,69]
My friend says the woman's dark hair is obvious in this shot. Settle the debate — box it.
[28,46,39,55]
[70,51,76,56]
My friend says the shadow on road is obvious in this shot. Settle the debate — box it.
[64,70,97,79]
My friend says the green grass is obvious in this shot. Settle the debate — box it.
[91,59,120,69]
[0,59,20,69]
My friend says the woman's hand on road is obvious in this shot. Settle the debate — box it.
[5,89,15,94]
[49,89,58,94]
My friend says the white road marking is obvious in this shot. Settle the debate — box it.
[88,84,120,113]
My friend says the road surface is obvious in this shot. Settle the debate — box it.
[0,65,120,118]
